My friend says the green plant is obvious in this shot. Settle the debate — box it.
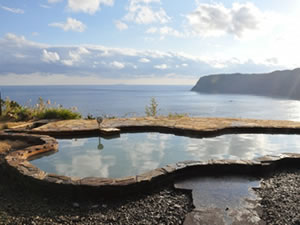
[85,113,95,120]
[167,112,189,119]
[16,107,33,121]
[35,108,81,120]
[1,98,25,120]
[0,97,81,121]
[0,99,4,116]
[145,97,159,117]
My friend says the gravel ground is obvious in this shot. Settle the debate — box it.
[0,180,193,225]
[256,168,300,225]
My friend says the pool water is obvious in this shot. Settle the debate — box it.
[31,133,300,178]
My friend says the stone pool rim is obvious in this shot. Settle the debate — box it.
[2,117,300,196]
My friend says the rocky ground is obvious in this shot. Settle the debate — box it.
[0,180,193,225]
[1,167,300,225]
[256,168,300,225]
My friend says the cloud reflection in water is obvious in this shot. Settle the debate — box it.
[31,133,300,178]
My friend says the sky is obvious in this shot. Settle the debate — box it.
[0,0,300,85]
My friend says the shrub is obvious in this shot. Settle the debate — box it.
[167,112,189,119]
[37,108,81,120]
[0,98,27,121]
[16,107,33,121]
[0,97,81,121]
[85,113,95,120]
[145,97,159,117]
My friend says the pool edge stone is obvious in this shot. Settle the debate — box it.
[2,117,300,196]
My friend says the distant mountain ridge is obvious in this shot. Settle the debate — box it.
[191,68,300,100]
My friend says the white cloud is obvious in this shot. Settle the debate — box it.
[146,26,185,38]
[154,64,168,70]
[49,17,86,32]
[32,32,39,36]
[1,5,24,14]
[124,0,170,24]
[78,46,90,55]
[186,2,264,38]
[14,53,27,59]
[5,33,26,43]
[130,0,160,4]
[3,33,46,48]
[62,47,90,66]
[40,4,51,9]
[48,0,63,3]
[146,27,157,34]
[139,58,150,63]
[159,26,178,36]
[42,50,60,63]
[110,61,125,69]
[229,3,262,37]
[67,0,114,14]
[114,20,128,31]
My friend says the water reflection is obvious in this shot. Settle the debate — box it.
[97,137,104,150]
[31,133,300,178]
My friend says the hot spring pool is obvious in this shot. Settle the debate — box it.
[30,133,300,178]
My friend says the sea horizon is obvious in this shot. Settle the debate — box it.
[1,85,300,122]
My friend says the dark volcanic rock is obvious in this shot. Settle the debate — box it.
[256,168,300,225]
[0,180,193,225]
[191,68,300,100]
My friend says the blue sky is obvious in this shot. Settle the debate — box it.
[0,0,299,85]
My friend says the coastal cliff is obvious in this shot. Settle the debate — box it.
[191,68,300,100]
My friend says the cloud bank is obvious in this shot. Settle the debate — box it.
[0,33,283,85]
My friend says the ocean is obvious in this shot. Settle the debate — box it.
[1,85,300,121]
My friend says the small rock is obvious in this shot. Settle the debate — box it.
[174,204,181,208]
[72,202,80,208]
[90,204,99,209]
[71,216,80,222]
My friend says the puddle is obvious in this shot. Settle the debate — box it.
[175,176,263,225]
[175,176,260,209]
